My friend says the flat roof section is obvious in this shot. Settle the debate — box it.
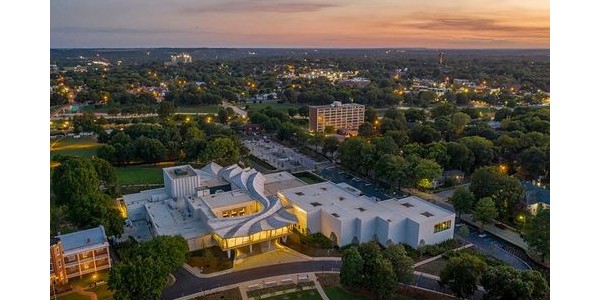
[280,182,454,223]
[200,190,256,210]
[58,226,107,252]
[263,172,307,196]
[145,201,212,239]
[164,165,197,179]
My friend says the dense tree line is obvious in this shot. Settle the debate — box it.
[109,236,189,300]
[51,156,123,236]
[340,241,413,300]
[97,121,249,167]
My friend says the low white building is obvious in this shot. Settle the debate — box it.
[123,163,455,255]
[278,181,455,249]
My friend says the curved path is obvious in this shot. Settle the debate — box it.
[162,260,341,300]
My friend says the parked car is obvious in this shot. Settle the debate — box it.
[494,223,507,230]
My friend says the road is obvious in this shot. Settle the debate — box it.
[222,100,248,117]
[162,260,341,299]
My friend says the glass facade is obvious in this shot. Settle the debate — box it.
[434,220,452,233]
[213,226,291,250]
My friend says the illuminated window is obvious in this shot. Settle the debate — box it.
[434,221,452,233]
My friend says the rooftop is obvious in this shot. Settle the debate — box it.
[164,165,197,179]
[263,172,307,195]
[279,182,454,223]
[200,190,256,210]
[57,226,108,253]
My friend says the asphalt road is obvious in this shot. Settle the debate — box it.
[162,260,342,299]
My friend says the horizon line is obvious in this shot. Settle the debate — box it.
[51,46,550,50]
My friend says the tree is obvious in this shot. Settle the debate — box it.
[470,167,525,221]
[372,257,397,300]
[322,136,340,158]
[474,197,498,231]
[458,136,496,169]
[73,111,102,133]
[157,101,175,119]
[440,253,487,299]
[374,154,409,189]
[457,225,470,239]
[138,235,189,271]
[67,192,124,236]
[448,187,475,219]
[481,266,549,300]
[199,137,241,166]
[409,124,441,144]
[358,241,382,287]
[338,137,370,173]
[451,112,471,134]
[287,107,298,117]
[412,158,442,189]
[90,157,118,196]
[298,106,309,118]
[517,147,548,180]
[109,256,169,300]
[358,122,375,139]
[97,144,117,165]
[382,243,414,283]
[324,125,336,134]
[446,142,474,172]
[52,157,100,206]
[365,106,379,123]
[340,247,364,288]
[133,137,167,164]
[374,136,399,156]
[523,209,550,262]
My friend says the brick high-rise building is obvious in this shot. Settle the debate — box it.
[309,101,365,133]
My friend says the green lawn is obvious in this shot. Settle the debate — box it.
[51,136,102,160]
[247,154,277,171]
[323,287,368,300]
[116,166,164,185]
[262,289,323,300]
[56,292,89,300]
[176,105,221,114]
[243,102,302,114]
[292,172,325,184]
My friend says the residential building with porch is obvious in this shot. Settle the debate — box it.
[50,226,111,285]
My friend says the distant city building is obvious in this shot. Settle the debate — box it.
[50,226,111,285]
[165,53,192,66]
[309,101,365,133]
[339,77,371,88]
[438,52,445,65]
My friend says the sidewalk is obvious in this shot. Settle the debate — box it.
[183,245,340,279]
[174,272,329,300]
[461,214,550,267]
[461,214,528,250]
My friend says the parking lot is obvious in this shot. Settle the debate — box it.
[243,138,332,173]
[317,167,403,201]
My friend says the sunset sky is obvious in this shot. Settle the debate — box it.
[51,0,549,49]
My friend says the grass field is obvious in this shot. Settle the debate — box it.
[262,289,322,300]
[116,166,164,185]
[292,171,325,184]
[247,154,277,170]
[323,287,368,300]
[243,102,302,114]
[176,105,221,114]
[51,136,102,160]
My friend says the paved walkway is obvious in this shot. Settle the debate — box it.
[413,243,474,268]
[183,244,341,279]
[461,214,529,250]
[174,272,329,300]
[73,286,97,300]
